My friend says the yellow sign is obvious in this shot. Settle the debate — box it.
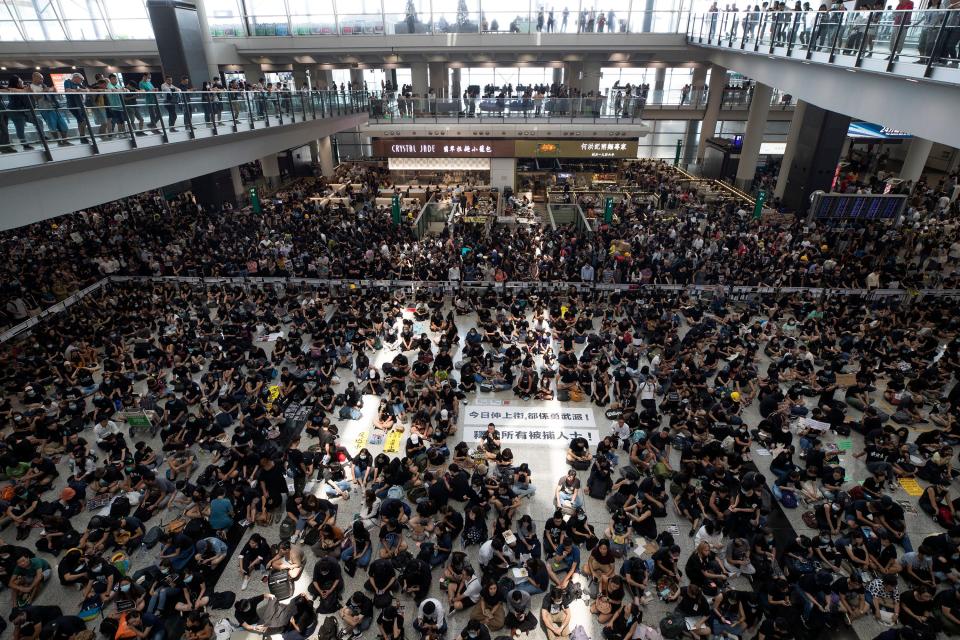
[462,216,489,224]
[384,430,403,453]
[354,431,367,451]
[899,477,923,497]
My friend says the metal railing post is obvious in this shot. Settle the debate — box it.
[151,94,169,143]
[855,11,875,66]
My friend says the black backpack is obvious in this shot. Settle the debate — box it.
[109,495,131,518]
[142,526,163,549]
[316,616,339,640]
[208,591,237,610]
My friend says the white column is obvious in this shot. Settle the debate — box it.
[259,153,281,188]
[193,0,221,82]
[292,64,309,90]
[899,137,934,184]
[735,82,773,190]
[428,62,447,96]
[316,136,335,177]
[696,65,727,164]
[411,63,429,95]
[229,166,245,202]
[691,65,708,105]
[652,67,666,103]
[489,158,516,191]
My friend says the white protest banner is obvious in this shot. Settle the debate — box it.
[462,404,599,445]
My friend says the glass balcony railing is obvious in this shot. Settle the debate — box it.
[0,90,368,166]
[366,86,794,123]
[687,9,960,77]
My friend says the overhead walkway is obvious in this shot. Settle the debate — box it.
[0,90,367,230]
[686,9,960,147]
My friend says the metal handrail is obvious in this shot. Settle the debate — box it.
[0,90,369,165]
[687,8,960,77]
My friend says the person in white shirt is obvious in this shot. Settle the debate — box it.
[611,416,631,447]
[414,598,447,637]
[94,417,121,446]
[159,75,180,131]
[693,520,725,552]
[580,262,595,282]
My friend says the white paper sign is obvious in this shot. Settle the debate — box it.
[462,404,598,445]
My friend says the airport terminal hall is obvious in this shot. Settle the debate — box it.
[4,2,960,640]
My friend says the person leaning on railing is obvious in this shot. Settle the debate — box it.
[160,75,180,131]
[0,76,37,151]
[29,71,72,146]
[62,72,90,144]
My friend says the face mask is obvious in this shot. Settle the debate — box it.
[160,567,170,575]
[468,633,478,639]
[184,575,194,584]
[120,584,131,592]
[92,564,104,572]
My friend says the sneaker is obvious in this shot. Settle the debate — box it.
[21,144,34,150]
[241,575,250,590]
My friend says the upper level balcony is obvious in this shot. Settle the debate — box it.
[0,88,366,170]
[686,9,960,85]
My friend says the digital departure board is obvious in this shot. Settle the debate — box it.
[811,193,907,220]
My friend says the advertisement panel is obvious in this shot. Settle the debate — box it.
[514,139,638,158]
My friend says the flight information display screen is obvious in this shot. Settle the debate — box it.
[812,193,907,220]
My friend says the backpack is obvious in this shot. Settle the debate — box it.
[208,591,237,610]
[779,491,798,509]
[109,495,132,518]
[142,526,163,549]
[659,613,685,639]
[316,616,339,640]
[570,625,591,640]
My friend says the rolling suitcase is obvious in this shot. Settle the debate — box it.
[268,570,294,600]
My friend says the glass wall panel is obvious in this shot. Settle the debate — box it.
[432,0,482,33]
[286,0,336,35]
[205,0,246,35]
[384,0,431,33]
[58,0,108,38]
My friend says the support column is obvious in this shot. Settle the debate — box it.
[428,62,447,96]
[411,63,429,95]
[241,63,263,85]
[316,136,335,177]
[146,0,214,86]
[696,65,727,163]
[349,68,365,91]
[774,100,808,200]
[291,64,309,91]
[552,66,563,86]
[259,153,281,189]
[682,120,699,166]
[229,166,245,202]
[313,68,334,90]
[734,82,772,190]
[565,63,582,92]
[899,137,934,184]
[774,101,851,214]
[642,0,655,32]
[691,65,708,106]
[451,68,462,99]
[652,66,666,103]
[192,0,220,82]
[581,61,601,95]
